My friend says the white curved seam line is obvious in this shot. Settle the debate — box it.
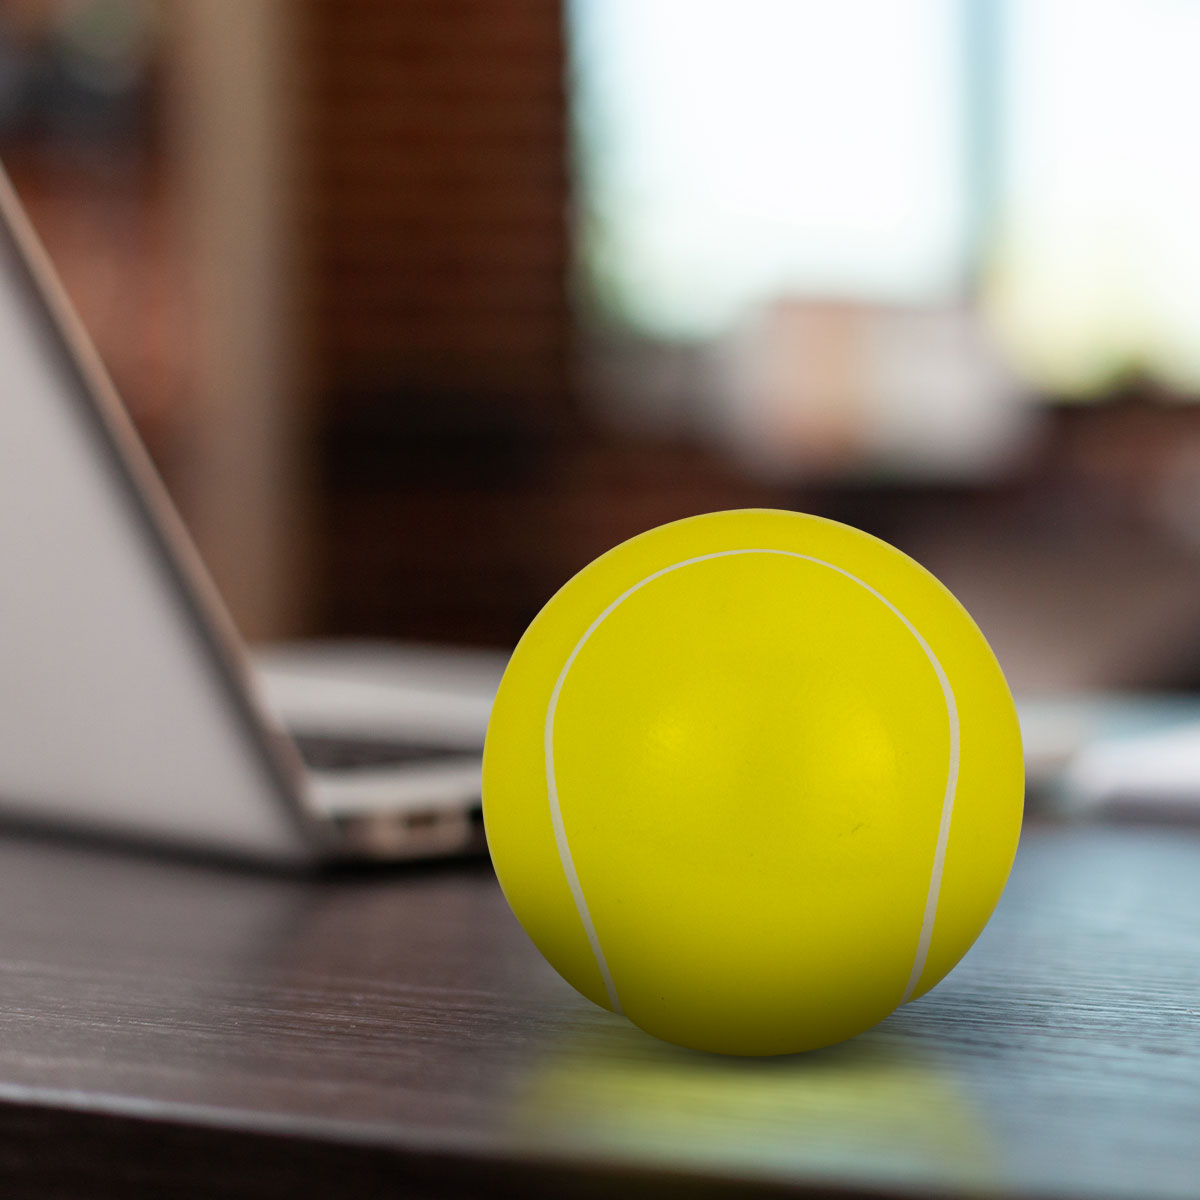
[544,555,713,1014]
[895,626,959,1003]
[544,548,958,1017]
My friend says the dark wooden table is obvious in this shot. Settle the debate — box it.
[0,820,1196,1199]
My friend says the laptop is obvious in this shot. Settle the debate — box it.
[0,165,502,866]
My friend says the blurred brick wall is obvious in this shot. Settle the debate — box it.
[303,0,571,411]
[298,0,573,642]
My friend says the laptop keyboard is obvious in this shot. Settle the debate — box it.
[292,732,477,772]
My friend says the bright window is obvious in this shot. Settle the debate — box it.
[572,0,1200,398]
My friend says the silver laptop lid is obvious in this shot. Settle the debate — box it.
[0,166,321,864]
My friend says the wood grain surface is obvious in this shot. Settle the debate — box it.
[0,821,1196,1199]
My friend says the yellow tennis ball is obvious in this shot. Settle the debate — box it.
[483,509,1023,1056]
